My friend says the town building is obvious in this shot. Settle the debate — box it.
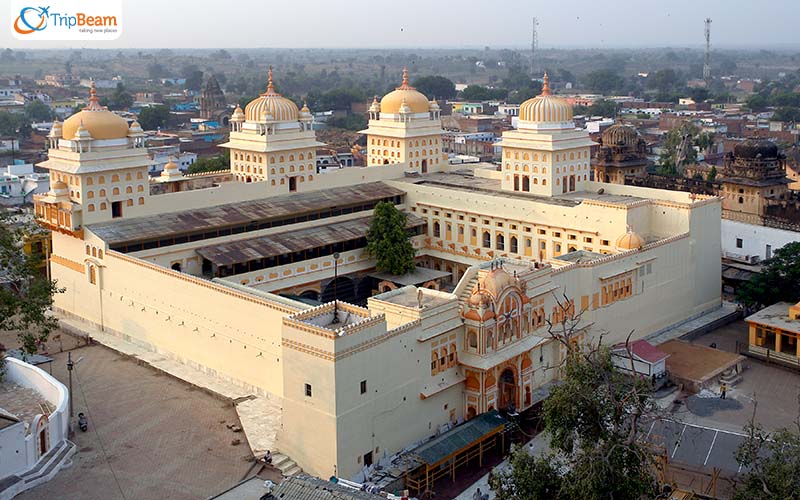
[0,163,50,205]
[592,122,650,184]
[198,75,230,125]
[746,301,800,364]
[33,72,722,480]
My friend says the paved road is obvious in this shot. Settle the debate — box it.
[17,344,256,500]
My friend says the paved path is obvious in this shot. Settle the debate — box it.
[646,302,740,346]
[56,316,282,459]
[16,344,255,500]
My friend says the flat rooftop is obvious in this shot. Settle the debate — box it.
[746,302,799,332]
[0,381,50,426]
[196,213,424,267]
[660,340,744,384]
[374,285,452,309]
[398,171,649,207]
[87,182,405,247]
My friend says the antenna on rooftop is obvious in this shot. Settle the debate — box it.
[703,18,712,87]
[530,17,539,78]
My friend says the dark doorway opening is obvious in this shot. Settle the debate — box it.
[111,201,122,218]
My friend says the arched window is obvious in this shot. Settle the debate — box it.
[125,186,132,194]
[289,154,294,161]
[126,199,133,207]
[125,173,132,181]
[112,187,120,195]
[137,185,144,192]
[510,236,518,253]
[433,221,441,237]
[111,174,119,182]
[87,191,94,199]
[439,347,447,369]
[482,231,491,248]
[431,350,438,374]
[138,197,144,205]
[468,330,478,349]
[98,176,105,184]
[496,234,505,251]
[86,177,93,186]
[100,202,107,210]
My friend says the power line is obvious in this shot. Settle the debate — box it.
[530,17,539,77]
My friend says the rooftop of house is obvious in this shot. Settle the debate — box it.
[746,302,800,333]
[373,285,453,309]
[0,381,50,426]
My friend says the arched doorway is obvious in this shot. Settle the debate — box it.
[498,368,516,411]
[467,406,477,420]
[421,159,428,173]
[171,262,182,272]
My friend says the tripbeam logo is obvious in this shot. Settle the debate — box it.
[10,1,122,40]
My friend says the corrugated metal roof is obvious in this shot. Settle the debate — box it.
[413,411,506,466]
[269,475,381,500]
[196,213,424,267]
[87,182,405,246]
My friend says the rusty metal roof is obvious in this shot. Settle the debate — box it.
[86,182,405,246]
[196,213,424,267]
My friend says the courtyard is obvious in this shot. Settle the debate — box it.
[1,330,262,500]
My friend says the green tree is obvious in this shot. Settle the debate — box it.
[647,69,682,93]
[737,241,800,309]
[0,216,64,355]
[412,76,456,100]
[490,447,563,500]
[583,69,624,94]
[773,107,800,123]
[490,311,660,499]
[185,70,204,92]
[137,105,171,131]
[461,85,507,101]
[0,111,31,139]
[186,153,229,175]
[24,100,53,122]
[706,165,718,182]
[747,94,770,112]
[326,114,367,131]
[734,419,800,500]
[365,202,415,275]
[100,83,133,111]
[587,99,618,118]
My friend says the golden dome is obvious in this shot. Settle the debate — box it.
[468,288,493,308]
[615,227,645,250]
[519,73,573,124]
[128,120,144,136]
[164,158,179,171]
[368,96,380,113]
[62,81,130,140]
[244,67,299,123]
[480,266,517,299]
[380,67,431,114]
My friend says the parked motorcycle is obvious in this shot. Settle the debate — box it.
[78,412,88,432]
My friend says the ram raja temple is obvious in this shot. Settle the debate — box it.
[33,71,721,479]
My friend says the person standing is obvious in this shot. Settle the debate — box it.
[720,383,727,400]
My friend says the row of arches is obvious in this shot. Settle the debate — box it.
[86,197,143,212]
[431,343,458,375]
[86,185,145,198]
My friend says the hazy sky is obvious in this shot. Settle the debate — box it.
[2,0,798,50]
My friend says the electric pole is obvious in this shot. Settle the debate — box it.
[530,17,539,78]
[703,18,712,87]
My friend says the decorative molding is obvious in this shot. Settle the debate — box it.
[51,254,85,274]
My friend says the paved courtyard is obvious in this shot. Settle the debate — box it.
[10,342,258,500]
[668,321,800,433]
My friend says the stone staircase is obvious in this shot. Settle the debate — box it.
[719,367,742,387]
[271,453,302,477]
[457,275,479,303]
[0,440,76,500]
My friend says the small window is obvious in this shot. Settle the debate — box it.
[305,383,312,397]
[736,238,743,249]
[601,239,610,246]
[360,380,367,395]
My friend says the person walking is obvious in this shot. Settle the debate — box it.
[720,382,727,400]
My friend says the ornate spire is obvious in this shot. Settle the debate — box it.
[265,65,276,95]
[397,66,414,90]
[540,72,551,96]
[85,79,103,110]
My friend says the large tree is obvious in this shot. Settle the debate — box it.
[490,302,660,499]
[0,215,63,355]
[737,241,800,309]
[365,202,415,275]
[412,76,456,100]
[137,105,171,131]
[734,410,800,500]
[24,100,53,122]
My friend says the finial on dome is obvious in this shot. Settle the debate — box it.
[267,65,275,94]
[397,66,414,90]
[84,79,103,110]
[540,72,551,96]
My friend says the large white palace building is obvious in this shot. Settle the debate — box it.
[34,72,721,478]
